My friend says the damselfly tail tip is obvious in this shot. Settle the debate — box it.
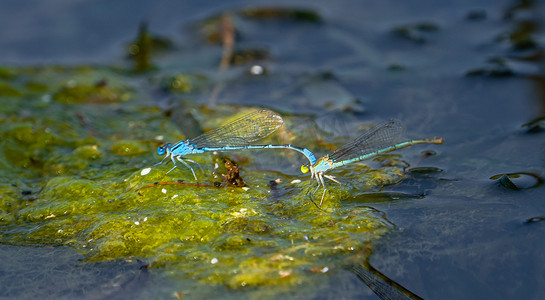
[433,137,445,144]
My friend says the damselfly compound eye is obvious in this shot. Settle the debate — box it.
[157,146,166,155]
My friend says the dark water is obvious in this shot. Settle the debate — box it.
[1,0,544,299]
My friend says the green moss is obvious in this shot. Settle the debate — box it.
[25,81,49,93]
[53,81,130,104]
[0,68,16,80]
[159,74,208,94]
[73,145,102,160]
[168,74,193,93]
[0,83,22,97]
[110,140,148,155]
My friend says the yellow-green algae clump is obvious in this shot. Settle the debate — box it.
[0,66,405,294]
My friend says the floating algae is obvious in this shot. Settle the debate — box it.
[0,65,411,297]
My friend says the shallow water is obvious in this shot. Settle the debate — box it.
[1,0,544,299]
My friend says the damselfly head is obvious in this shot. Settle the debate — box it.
[157,143,172,155]
[300,164,310,174]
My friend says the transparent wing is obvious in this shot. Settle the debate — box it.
[191,109,284,148]
[328,119,405,162]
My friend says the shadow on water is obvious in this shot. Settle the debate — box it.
[349,261,424,300]
[83,260,150,300]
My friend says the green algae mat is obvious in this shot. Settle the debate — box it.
[0,65,412,296]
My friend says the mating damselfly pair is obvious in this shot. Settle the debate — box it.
[146,109,444,206]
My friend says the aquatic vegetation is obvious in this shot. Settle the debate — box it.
[465,58,515,77]
[126,23,174,72]
[239,7,322,23]
[159,73,208,94]
[0,83,22,97]
[490,172,544,190]
[522,117,545,133]
[231,48,270,65]
[391,21,439,44]
[467,2,542,78]
[53,80,131,104]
